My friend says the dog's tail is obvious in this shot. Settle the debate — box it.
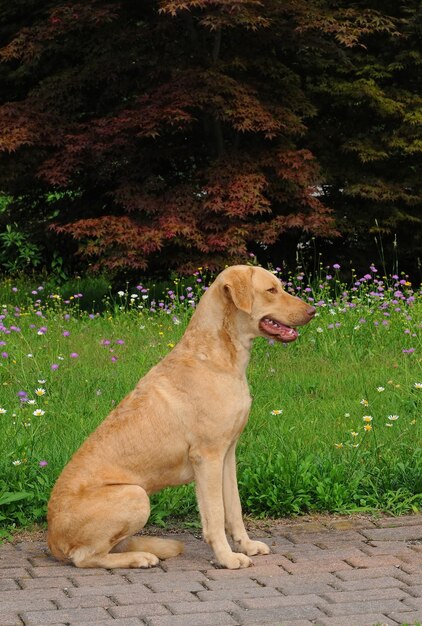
[113,536,184,560]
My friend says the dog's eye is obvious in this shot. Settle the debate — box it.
[267,287,277,294]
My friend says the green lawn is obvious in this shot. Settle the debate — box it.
[0,267,421,534]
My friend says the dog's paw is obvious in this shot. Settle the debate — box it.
[240,540,271,556]
[130,551,160,568]
[219,552,252,569]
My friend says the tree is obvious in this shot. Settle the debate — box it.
[305,0,422,274]
[1,1,418,276]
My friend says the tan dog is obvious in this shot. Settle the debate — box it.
[48,265,315,569]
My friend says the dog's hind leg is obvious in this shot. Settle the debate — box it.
[59,484,160,569]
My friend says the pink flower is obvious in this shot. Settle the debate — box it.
[39,460,48,467]
[51,363,59,371]
[70,352,79,358]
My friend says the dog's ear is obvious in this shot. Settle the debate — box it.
[224,269,253,314]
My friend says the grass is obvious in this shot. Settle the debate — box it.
[0,265,421,536]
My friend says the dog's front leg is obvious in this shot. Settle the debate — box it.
[223,443,270,557]
[191,450,252,569]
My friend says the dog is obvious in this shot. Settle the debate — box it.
[47,265,315,569]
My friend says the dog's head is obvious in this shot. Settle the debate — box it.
[221,265,315,343]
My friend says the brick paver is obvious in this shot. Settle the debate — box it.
[0,514,421,626]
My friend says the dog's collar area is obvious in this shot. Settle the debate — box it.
[259,317,298,342]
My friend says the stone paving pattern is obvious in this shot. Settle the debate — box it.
[0,514,421,626]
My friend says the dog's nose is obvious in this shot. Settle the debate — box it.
[306,306,316,317]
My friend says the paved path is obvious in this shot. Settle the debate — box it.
[0,515,421,626]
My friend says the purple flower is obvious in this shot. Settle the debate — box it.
[1,352,8,358]
[101,339,111,346]
[17,390,27,398]
[51,363,59,371]
[62,331,70,337]
[111,356,118,362]
[402,348,415,354]
[39,460,48,467]
[70,352,79,358]
[333,263,340,270]
[115,339,125,345]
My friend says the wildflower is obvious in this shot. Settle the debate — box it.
[0,407,6,414]
[410,419,416,425]
[414,383,422,389]
[376,387,385,392]
[115,339,125,345]
[1,351,8,358]
[364,424,372,431]
[334,443,343,448]
[385,423,393,428]
[12,460,21,466]
[360,399,369,406]
[351,431,359,437]
[363,415,373,422]
[38,379,46,384]
[70,352,79,358]
[344,413,350,417]
[316,327,323,333]
[33,409,45,416]
[111,356,117,362]
[351,444,359,448]
[27,400,36,405]
[117,290,125,296]
[35,388,46,396]
[51,363,59,371]
[27,354,33,358]
[39,460,48,467]
[387,415,399,421]
[270,409,283,415]
[402,348,415,354]
[333,263,341,270]
[62,330,70,337]
[167,343,175,348]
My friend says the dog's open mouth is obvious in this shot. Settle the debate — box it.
[259,317,298,343]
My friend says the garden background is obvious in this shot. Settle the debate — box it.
[0,1,421,535]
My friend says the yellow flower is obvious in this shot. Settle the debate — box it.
[167,343,175,348]
[270,409,283,415]
[35,388,46,396]
[334,443,344,448]
[360,399,369,406]
[364,424,372,431]
[363,415,373,422]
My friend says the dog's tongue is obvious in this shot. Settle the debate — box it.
[260,318,298,342]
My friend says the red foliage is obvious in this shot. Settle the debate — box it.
[1,0,394,273]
